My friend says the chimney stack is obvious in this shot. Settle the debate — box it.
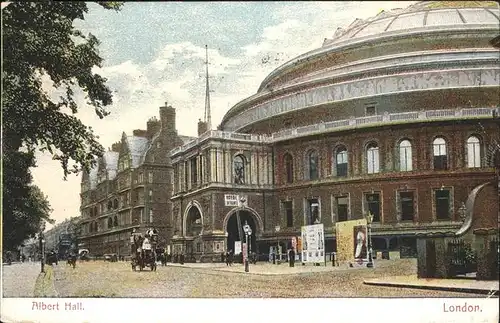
[132,129,148,137]
[159,102,176,133]
[198,119,208,136]
[111,142,122,152]
[147,116,161,139]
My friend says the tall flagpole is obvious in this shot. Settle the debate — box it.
[204,45,212,130]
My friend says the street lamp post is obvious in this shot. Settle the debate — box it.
[275,225,280,264]
[39,233,45,273]
[243,221,252,273]
[366,212,374,268]
[39,220,46,273]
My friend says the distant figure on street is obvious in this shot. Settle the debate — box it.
[289,248,296,267]
[67,252,77,269]
[179,253,185,265]
[162,250,168,266]
[221,252,225,263]
[142,237,152,251]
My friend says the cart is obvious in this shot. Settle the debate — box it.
[131,229,158,272]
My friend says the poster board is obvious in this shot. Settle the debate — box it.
[300,224,325,263]
[234,241,241,254]
[335,219,368,265]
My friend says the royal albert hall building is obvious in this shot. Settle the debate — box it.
[169,1,500,262]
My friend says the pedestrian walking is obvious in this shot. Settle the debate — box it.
[289,248,296,267]
[179,253,185,265]
[228,250,234,266]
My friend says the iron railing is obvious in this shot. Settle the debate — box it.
[170,107,497,156]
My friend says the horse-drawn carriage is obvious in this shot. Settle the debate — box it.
[131,229,158,272]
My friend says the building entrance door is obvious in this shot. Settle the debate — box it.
[226,210,257,254]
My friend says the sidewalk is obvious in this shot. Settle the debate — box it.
[364,275,499,295]
[2,262,42,297]
[166,261,364,275]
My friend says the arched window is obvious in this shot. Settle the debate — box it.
[284,153,294,183]
[108,217,113,229]
[93,206,98,217]
[433,137,447,170]
[366,143,380,174]
[335,146,348,177]
[467,136,481,168]
[107,201,113,211]
[113,215,118,227]
[233,155,245,184]
[113,199,118,209]
[307,150,319,180]
[399,140,413,171]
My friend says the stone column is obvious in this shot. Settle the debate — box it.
[196,155,201,187]
[266,153,272,185]
[250,152,257,185]
[210,149,217,183]
[218,148,224,183]
[186,161,191,191]
[181,162,186,192]
[225,150,231,184]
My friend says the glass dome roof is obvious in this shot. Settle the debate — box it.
[323,1,499,47]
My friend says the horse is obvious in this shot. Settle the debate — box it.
[67,255,77,269]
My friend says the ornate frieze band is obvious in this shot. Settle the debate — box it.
[224,68,500,131]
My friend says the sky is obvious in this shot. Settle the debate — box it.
[30,1,418,229]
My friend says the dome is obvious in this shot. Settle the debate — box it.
[220,1,500,133]
[255,0,499,94]
[322,1,499,48]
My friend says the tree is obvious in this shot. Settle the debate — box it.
[2,1,123,176]
[2,2,123,249]
[2,149,54,251]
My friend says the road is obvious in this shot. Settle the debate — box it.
[2,262,41,297]
[46,259,481,298]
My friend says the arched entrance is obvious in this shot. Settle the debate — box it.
[185,206,202,237]
[182,203,204,258]
[226,210,258,254]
